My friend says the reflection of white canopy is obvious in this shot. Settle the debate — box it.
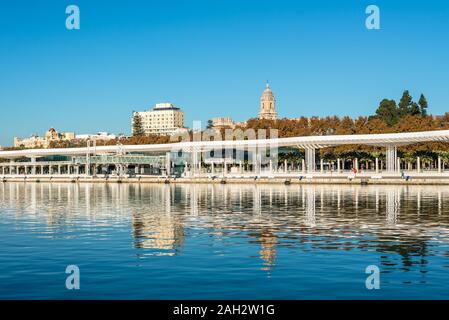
[1,129,449,159]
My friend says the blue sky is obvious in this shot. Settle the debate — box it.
[0,0,448,146]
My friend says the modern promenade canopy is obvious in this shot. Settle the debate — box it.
[1,129,449,160]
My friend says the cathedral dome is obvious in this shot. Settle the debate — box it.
[259,82,277,120]
[260,83,275,101]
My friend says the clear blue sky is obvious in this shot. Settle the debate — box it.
[1,0,448,146]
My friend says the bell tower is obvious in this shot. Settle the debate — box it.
[259,81,277,120]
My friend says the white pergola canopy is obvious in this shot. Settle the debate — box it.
[1,129,449,160]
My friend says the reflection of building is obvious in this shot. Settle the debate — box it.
[132,103,185,136]
[259,229,277,271]
[259,82,277,120]
[132,212,184,255]
[14,128,75,149]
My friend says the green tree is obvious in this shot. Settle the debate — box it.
[418,94,428,116]
[206,119,214,129]
[375,99,399,126]
[409,102,421,116]
[398,90,413,117]
[132,112,145,136]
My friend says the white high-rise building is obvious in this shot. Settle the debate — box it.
[132,103,185,136]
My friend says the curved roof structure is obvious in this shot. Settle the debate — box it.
[1,129,449,159]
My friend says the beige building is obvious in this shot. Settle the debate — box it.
[75,132,117,141]
[132,103,184,136]
[210,117,235,129]
[14,128,75,149]
[259,82,277,120]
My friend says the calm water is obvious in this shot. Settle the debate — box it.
[1,182,449,299]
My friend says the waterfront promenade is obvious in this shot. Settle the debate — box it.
[2,172,449,185]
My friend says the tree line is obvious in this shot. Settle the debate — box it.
[240,90,448,164]
[371,90,428,126]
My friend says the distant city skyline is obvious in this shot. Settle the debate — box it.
[1,0,449,146]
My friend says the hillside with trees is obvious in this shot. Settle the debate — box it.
[241,90,449,168]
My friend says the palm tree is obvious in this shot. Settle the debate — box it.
[358,151,374,171]
[437,151,449,171]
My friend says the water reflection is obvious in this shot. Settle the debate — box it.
[1,182,449,277]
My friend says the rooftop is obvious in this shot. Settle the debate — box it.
[152,103,180,111]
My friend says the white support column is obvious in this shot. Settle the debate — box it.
[223,159,227,177]
[192,149,201,177]
[355,158,359,172]
[397,157,401,172]
[375,157,379,174]
[386,145,398,173]
[284,159,287,173]
[198,151,202,175]
[320,158,324,174]
[305,147,316,173]
[417,156,421,173]
[254,150,261,176]
[31,157,36,175]
[192,151,196,176]
[239,160,243,174]
[190,152,194,176]
[253,155,257,175]
[165,152,171,177]
[302,159,305,174]
[337,158,341,173]
[438,156,442,173]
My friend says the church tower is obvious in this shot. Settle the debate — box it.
[259,82,277,120]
